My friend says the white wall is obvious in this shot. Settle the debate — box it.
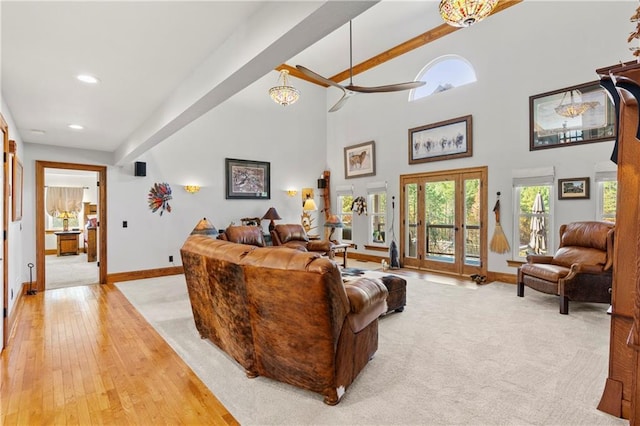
[322,1,630,274]
[1,97,25,315]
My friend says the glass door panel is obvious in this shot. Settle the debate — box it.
[424,179,455,266]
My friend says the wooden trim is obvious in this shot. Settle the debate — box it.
[36,161,107,292]
[487,271,517,284]
[106,266,184,284]
[6,282,26,341]
[278,0,523,87]
[44,249,57,256]
[1,113,9,350]
[363,245,387,252]
[350,252,385,263]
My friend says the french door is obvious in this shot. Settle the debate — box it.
[400,167,487,276]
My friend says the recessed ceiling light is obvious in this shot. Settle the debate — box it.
[30,129,46,135]
[68,124,84,130]
[76,74,100,84]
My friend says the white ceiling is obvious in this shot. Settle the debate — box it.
[1,1,448,162]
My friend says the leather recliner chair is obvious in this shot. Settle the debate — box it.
[517,221,614,314]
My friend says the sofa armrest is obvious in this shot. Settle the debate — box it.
[564,263,607,280]
[344,278,388,333]
[307,240,334,252]
[526,254,553,264]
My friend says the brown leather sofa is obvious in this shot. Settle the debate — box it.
[271,223,334,254]
[517,221,614,314]
[180,234,388,405]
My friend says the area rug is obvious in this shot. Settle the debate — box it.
[115,274,625,425]
[46,253,99,289]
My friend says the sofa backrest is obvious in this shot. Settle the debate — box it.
[180,235,257,371]
[239,246,350,387]
[551,221,615,270]
[220,225,266,247]
[272,224,309,245]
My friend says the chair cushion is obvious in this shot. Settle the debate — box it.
[521,263,570,282]
[551,246,606,269]
[560,221,611,251]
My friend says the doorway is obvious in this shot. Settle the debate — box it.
[400,166,487,277]
[36,161,107,292]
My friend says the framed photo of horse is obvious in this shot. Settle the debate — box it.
[408,115,472,164]
[344,141,375,179]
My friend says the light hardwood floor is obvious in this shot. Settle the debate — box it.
[0,283,238,425]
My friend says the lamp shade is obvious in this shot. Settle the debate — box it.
[439,0,498,27]
[190,217,218,237]
[324,214,344,228]
[303,198,318,212]
[262,207,282,220]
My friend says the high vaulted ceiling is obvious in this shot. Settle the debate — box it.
[1,1,520,165]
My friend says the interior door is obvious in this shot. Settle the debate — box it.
[400,167,487,277]
[1,115,6,351]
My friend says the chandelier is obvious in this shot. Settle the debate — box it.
[439,0,499,27]
[269,69,300,106]
[554,90,600,118]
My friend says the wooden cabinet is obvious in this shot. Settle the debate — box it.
[55,231,81,256]
[597,62,640,421]
[86,227,97,262]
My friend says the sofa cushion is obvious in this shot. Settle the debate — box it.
[275,224,309,244]
[224,225,265,247]
[521,262,570,282]
[551,246,606,268]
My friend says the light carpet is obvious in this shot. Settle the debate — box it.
[116,273,625,425]
[46,253,99,289]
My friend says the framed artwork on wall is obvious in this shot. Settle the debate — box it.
[12,155,23,221]
[225,158,270,199]
[344,141,375,179]
[530,81,616,151]
[558,177,590,200]
[408,115,472,164]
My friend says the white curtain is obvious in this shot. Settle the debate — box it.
[45,187,84,217]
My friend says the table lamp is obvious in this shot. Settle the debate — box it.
[262,207,282,232]
[324,214,344,243]
[58,211,74,231]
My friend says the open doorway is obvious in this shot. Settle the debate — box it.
[35,161,107,292]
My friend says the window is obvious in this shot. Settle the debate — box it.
[367,184,387,246]
[409,55,477,102]
[596,171,617,223]
[512,169,554,261]
[336,188,353,242]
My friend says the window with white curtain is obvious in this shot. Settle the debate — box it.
[512,168,554,261]
[595,170,617,223]
[367,182,387,246]
[336,186,353,243]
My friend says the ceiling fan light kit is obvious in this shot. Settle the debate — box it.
[269,69,300,106]
[439,0,499,27]
[296,21,425,112]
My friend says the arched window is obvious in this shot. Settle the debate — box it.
[409,55,477,101]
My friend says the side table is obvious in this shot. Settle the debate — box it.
[331,243,350,268]
[54,231,81,256]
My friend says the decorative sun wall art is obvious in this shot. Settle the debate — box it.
[148,182,172,216]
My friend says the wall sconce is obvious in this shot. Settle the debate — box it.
[184,185,201,194]
[317,178,327,189]
[286,189,298,197]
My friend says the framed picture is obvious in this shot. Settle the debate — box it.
[558,177,590,200]
[530,81,616,151]
[344,141,375,179]
[12,155,23,221]
[408,115,472,164]
[225,158,270,199]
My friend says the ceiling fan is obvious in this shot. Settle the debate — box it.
[296,21,426,112]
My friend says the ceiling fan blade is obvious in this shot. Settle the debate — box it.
[328,91,356,113]
[296,65,345,92]
[346,81,426,93]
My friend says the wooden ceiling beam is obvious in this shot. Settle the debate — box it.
[276,0,522,87]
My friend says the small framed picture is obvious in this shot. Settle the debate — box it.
[225,158,270,199]
[558,177,590,200]
[344,141,375,179]
[409,115,472,164]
